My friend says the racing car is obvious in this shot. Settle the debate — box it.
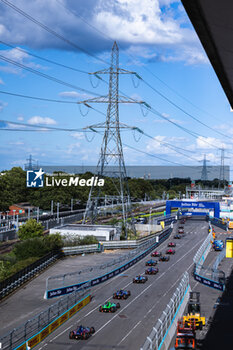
[166,248,175,255]
[113,290,131,299]
[178,226,184,234]
[160,255,170,262]
[145,267,159,275]
[151,251,161,257]
[69,325,95,340]
[168,242,176,247]
[133,275,148,283]
[180,218,186,224]
[145,259,157,266]
[174,234,182,239]
[99,301,120,312]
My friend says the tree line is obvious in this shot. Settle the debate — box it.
[0,167,224,212]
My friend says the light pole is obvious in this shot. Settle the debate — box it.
[28,208,30,220]
[71,198,73,212]
[37,207,39,223]
[57,202,60,223]
[51,200,53,216]
[6,211,9,227]
[149,207,152,235]
[16,214,19,232]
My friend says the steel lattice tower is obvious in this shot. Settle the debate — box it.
[82,42,139,237]
[201,154,208,181]
[218,147,229,187]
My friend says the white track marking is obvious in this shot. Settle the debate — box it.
[93,238,204,337]
[117,259,196,345]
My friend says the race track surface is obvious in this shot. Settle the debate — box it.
[34,220,209,350]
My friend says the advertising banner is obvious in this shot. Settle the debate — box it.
[194,273,224,291]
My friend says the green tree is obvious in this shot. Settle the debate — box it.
[18,219,44,240]
[43,233,63,250]
[13,237,47,260]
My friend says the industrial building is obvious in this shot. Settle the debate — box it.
[49,224,117,241]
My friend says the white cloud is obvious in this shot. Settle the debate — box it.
[0,47,45,74]
[196,136,228,150]
[0,77,4,84]
[10,159,27,166]
[0,100,8,112]
[17,116,24,121]
[71,132,85,140]
[59,91,92,99]
[66,142,81,154]
[0,0,207,66]
[27,116,57,125]
[9,141,24,145]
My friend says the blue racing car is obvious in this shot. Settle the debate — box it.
[133,275,148,283]
[69,325,95,340]
[113,290,131,299]
[145,259,157,266]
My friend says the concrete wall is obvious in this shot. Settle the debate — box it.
[135,223,161,233]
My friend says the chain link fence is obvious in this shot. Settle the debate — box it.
[193,224,225,288]
[0,284,90,350]
[0,251,60,300]
[140,271,189,350]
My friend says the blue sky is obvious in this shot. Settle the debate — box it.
[0,0,232,176]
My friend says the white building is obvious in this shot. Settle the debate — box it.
[49,224,117,241]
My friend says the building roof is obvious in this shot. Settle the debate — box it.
[181,0,233,109]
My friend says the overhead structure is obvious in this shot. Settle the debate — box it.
[181,0,233,109]
[82,42,141,237]
[200,154,209,181]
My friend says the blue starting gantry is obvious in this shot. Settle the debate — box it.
[166,200,220,218]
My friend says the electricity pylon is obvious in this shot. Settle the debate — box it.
[218,147,229,188]
[200,154,209,181]
[81,41,143,238]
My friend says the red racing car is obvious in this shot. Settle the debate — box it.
[166,248,175,255]
[168,242,176,247]
[151,251,161,257]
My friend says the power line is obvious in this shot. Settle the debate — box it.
[0,40,89,75]
[0,0,110,66]
[0,54,102,97]
[0,119,98,132]
[56,0,233,137]
[140,77,233,141]
[54,0,228,127]
[123,143,198,167]
[0,90,78,104]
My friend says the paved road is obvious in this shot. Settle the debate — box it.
[0,250,132,336]
[169,223,233,350]
[33,220,209,350]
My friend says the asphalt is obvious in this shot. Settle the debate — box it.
[0,250,132,336]
[169,223,233,350]
[30,220,209,350]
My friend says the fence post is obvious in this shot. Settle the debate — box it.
[146,336,153,350]
[153,327,158,350]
